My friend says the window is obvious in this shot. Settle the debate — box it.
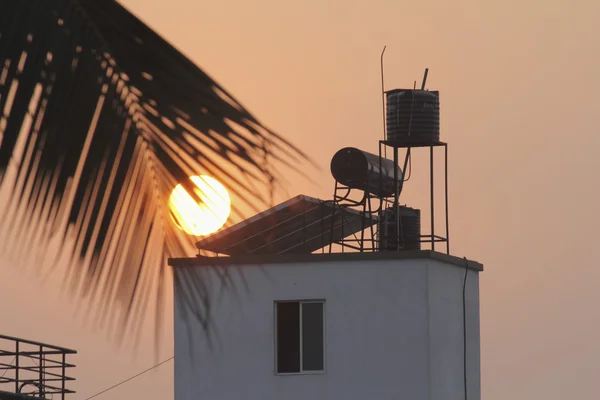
[275,300,324,374]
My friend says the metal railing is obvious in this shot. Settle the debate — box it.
[0,334,76,399]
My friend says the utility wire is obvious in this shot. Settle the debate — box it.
[82,356,174,400]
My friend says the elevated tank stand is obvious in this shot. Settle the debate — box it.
[378,140,450,254]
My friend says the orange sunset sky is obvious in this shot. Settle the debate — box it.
[2,0,600,399]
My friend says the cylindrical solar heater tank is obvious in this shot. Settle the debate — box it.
[330,147,402,198]
[378,206,421,251]
[386,89,440,146]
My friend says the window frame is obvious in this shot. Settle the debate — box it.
[274,299,326,375]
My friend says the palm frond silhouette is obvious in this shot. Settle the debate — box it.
[0,0,309,339]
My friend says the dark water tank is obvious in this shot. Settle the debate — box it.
[331,147,402,198]
[386,89,440,146]
[378,206,421,251]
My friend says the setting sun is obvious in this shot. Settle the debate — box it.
[168,175,231,236]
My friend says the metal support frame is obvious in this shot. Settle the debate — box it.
[378,140,450,255]
[325,140,450,255]
[0,334,76,400]
[327,179,381,254]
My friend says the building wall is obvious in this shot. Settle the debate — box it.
[173,258,480,400]
[427,260,481,400]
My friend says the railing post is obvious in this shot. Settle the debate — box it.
[14,341,19,394]
[62,352,66,400]
[39,345,43,398]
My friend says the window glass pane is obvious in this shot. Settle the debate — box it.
[301,302,324,371]
[276,302,300,373]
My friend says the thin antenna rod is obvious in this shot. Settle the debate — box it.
[421,67,429,90]
[380,46,387,143]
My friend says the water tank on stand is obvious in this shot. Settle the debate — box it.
[386,89,440,146]
[378,206,421,251]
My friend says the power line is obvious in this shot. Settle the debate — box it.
[82,356,174,400]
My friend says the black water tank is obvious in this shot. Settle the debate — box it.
[378,206,421,251]
[386,89,440,146]
[331,147,402,198]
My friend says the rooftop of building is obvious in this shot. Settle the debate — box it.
[169,192,482,271]
[169,249,483,271]
[0,391,45,400]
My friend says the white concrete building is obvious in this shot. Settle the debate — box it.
[169,83,474,399]
[170,250,482,400]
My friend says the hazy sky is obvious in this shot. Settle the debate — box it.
[2,0,600,399]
